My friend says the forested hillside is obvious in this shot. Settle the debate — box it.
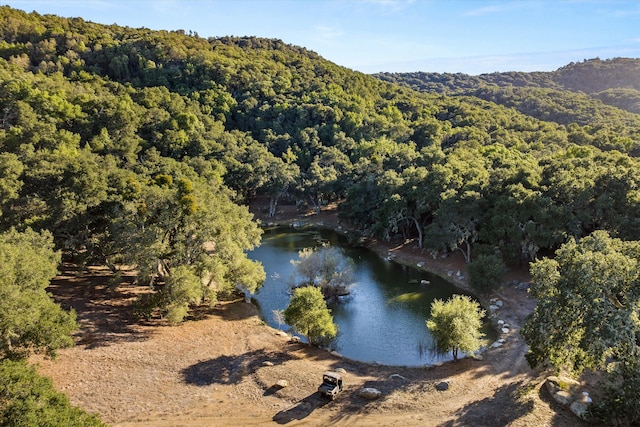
[2,6,640,289]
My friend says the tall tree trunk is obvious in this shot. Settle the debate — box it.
[457,239,473,263]
[269,195,278,217]
[309,195,321,214]
[409,216,423,249]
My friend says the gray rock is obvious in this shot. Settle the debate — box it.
[262,361,275,366]
[570,400,590,420]
[389,373,407,381]
[545,376,581,406]
[276,379,288,388]
[358,387,381,400]
[554,390,574,406]
[435,381,450,391]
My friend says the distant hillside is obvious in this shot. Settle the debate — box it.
[375,57,640,115]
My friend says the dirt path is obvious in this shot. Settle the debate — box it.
[33,205,584,426]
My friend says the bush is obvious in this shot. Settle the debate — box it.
[589,359,640,425]
[468,254,505,293]
[0,360,105,427]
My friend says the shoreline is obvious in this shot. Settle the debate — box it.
[252,198,532,291]
[253,204,537,343]
[257,210,486,300]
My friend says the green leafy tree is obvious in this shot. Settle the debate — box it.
[426,294,485,360]
[522,230,640,424]
[424,147,489,262]
[374,166,433,249]
[300,145,351,214]
[106,155,265,322]
[283,286,337,346]
[425,190,483,263]
[0,360,105,427]
[0,228,76,360]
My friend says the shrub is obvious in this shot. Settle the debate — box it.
[468,254,505,293]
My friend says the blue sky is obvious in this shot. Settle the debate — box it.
[4,0,640,75]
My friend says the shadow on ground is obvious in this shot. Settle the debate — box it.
[182,349,295,386]
[273,392,330,424]
[438,381,534,427]
[48,263,153,348]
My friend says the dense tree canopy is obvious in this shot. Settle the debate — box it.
[2,4,640,420]
[522,231,640,424]
[1,5,640,306]
[523,231,640,374]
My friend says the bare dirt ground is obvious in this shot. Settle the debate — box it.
[33,203,588,426]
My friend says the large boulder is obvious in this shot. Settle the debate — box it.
[358,388,381,400]
[389,373,407,381]
[570,400,590,420]
[545,376,581,406]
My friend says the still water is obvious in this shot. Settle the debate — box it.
[248,226,490,367]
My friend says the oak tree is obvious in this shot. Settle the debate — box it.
[0,228,76,360]
[426,294,485,360]
[283,286,337,346]
[522,230,640,425]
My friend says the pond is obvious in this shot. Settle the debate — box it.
[248,226,493,367]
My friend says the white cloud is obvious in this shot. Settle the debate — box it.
[357,0,416,11]
[463,4,507,17]
[312,25,345,45]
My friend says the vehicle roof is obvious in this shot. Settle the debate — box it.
[323,371,342,379]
